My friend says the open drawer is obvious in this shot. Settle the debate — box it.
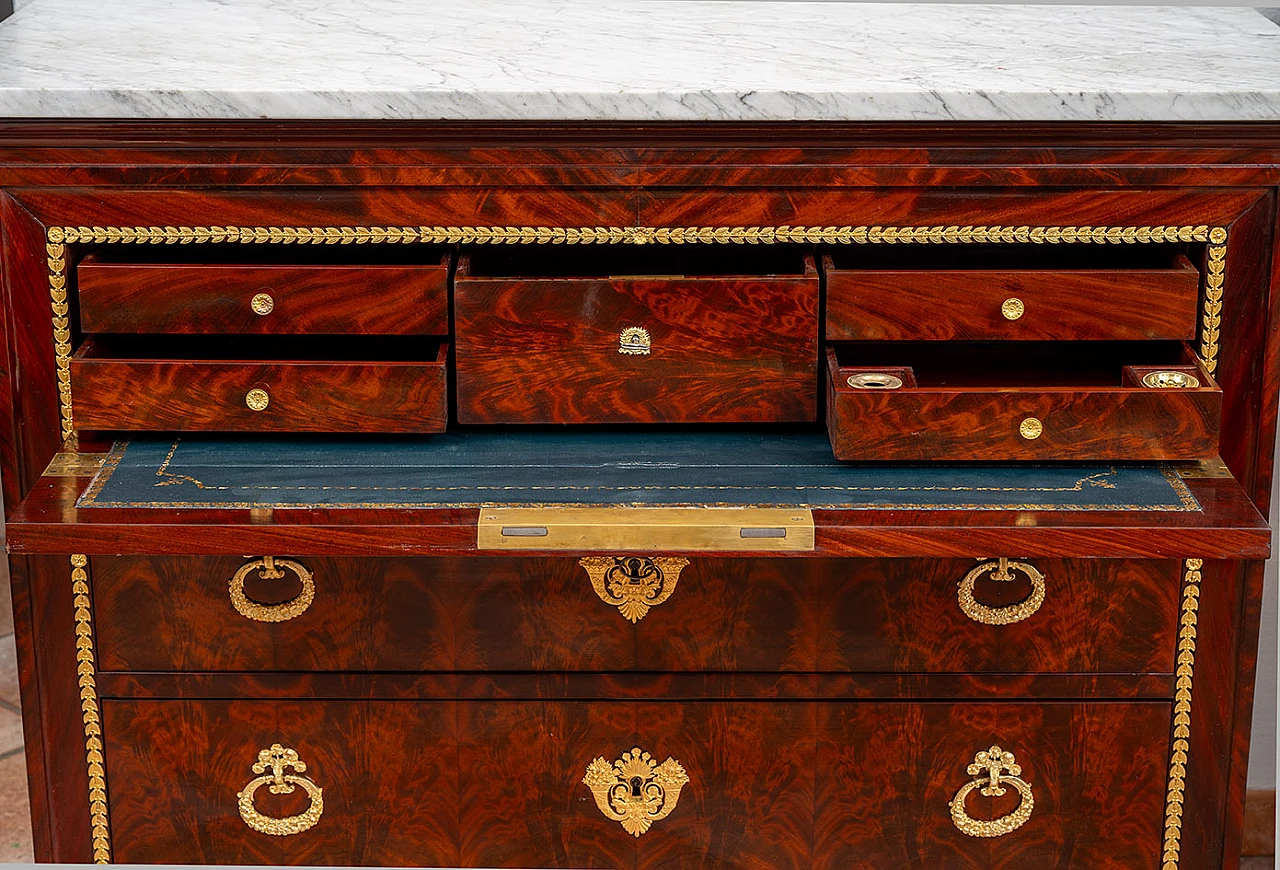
[826,341,1221,461]
[69,336,449,433]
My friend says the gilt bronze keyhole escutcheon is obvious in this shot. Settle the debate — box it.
[580,555,690,622]
[583,746,689,837]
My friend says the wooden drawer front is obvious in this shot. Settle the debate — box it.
[826,346,1220,461]
[70,343,448,432]
[101,700,1168,868]
[824,255,1200,341]
[92,556,1176,676]
[453,255,820,424]
[457,701,814,869]
[103,699,459,865]
[77,259,450,336]
[815,557,1179,674]
[815,702,1169,870]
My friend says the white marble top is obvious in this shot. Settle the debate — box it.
[0,0,1278,122]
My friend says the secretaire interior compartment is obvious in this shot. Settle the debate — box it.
[76,244,453,336]
[453,244,820,424]
[69,335,449,433]
[826,340,1221,461]
[823,242,1201,342]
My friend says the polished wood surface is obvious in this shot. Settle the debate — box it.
[100,697,1168,868]
[823,253,1200,342]
[6,472,1268,559]
[103,699,459,865]
[814,702,1170,869]
[70,341,449,433]
[454,251,819,424]
[0,120,1275,869]
[77,254,450,336]
[89,555,1180,676]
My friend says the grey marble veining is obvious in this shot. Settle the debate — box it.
[0,0,1278,121]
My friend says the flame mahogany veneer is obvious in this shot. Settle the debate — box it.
[0,121,1277,869]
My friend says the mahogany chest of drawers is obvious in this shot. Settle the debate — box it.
[0,120,1276,870]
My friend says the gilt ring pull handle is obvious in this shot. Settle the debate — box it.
[583,746,689,837]
[237,743,324,837]
[949,745,1034,838]
[580,555,689,623]
[229,557,315,623]
[957,558,1045,625]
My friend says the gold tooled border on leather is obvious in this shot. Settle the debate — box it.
[46,223,1227,445]
[77,438,1199,511]
[71,554,110,864]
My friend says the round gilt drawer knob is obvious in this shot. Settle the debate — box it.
[949,745,1034,838]
[245,388,270,412]
[229,557,315,623]
[1001,297,1025,321]
[1018,417,1042,440]
[250,293,275,315]
[237,743,324,837]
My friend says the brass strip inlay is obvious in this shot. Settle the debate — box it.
[43,451,107,478]
[71,554,110,864]
[1162,558,1202,870]
[46,223,1228,441]
[477,506,815,552]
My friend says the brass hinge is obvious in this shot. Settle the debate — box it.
[477,506,815,552]
[1174,457,1233,479]
[43,451,107,477]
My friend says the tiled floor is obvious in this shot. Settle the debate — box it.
[0,550,34,863]
[0,558,1271,866]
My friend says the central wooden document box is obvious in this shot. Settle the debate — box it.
[1,122,1276,870]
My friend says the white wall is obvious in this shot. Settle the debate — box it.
[1249,430,1279,790]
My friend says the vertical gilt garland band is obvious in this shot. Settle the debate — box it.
[1163,558,1203,870]
[70,554,111,864]
[46,223,1227,444]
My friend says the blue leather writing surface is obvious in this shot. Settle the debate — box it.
[78,433,1200,511]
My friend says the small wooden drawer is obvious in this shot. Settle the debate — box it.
[69,337,448,433]
[826,342,1221,461]
[76,250,451,335]
[453,245,820,424]
[823,247,1201,341]
[814,701,1169,870]
[90,556,1177,676]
